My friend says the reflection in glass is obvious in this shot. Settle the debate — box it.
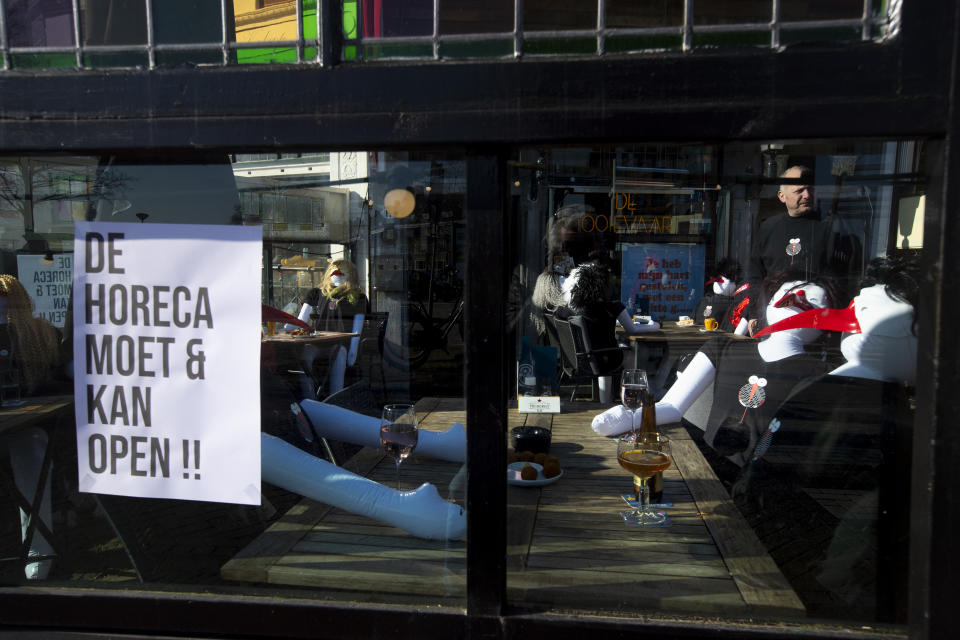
[6,0,75,47]
[233,0,318,64]
[509,140,927,625]
[0,151,467,607]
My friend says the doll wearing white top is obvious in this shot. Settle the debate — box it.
[654,279,829,426]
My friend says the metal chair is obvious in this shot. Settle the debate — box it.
[544,312,628,401]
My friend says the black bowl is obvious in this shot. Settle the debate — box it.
[510,426,552,455]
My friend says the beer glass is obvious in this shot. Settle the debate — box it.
[617,433,671,526]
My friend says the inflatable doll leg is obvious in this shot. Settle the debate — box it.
[597,376,612,403]
[300,400,466,463]
[328,345,347,395]
[261,434,465,540]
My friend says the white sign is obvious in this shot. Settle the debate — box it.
[517,395,561,413]
[16,253,73,328]
[72,222,262,505]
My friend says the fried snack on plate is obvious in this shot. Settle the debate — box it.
[542,462,562,479]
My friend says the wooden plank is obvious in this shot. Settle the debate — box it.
[507,567,747,614]
[221,438,388,583]
[0,395,73,436]
[668,434,806,615]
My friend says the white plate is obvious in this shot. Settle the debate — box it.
[507,462,564,487]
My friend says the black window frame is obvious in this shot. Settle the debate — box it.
[0,1,958,639]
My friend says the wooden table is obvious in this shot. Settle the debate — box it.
[261,331,358,374]
[262,331,359,346]
[0,394,74,436]
[221,398,804,617]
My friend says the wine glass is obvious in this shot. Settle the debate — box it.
[616,433,671,526]
[620,369,649,435]
[380,404,418,490]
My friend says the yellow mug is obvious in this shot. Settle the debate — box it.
[704,318,719,331]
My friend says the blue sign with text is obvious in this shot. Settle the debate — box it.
[620,243,706,320]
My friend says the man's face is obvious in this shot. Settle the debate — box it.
[777,178,814,217]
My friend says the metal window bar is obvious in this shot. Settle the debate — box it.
[296,0,304,63]
[71,0,82,68]
[513,0,522,58]
[433,0,440,60]
[0,0,897,68]
[771,0,782,49]
[145,0,156,69]
[0,0,7,70]
[596,0,605,56]
[221,0,230,65]
[317,0,324,63]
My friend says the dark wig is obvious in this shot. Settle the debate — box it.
[567,263,610,311]
[860,253,922,309]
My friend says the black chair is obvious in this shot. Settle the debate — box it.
[544,312,628,401]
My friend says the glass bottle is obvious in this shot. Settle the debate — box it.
[638,388,663,503]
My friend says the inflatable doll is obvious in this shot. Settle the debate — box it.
[261,433,465,540]
[591,271,838,468]
[554,263,660,403]
[530,204,592,338]
[1,274,62,579]
[295,259,368,397]
[693,259,746,333]
[736,255,920,619]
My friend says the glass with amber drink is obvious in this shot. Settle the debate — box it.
[617,433,671,526]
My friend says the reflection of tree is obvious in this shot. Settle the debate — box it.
[0,158,127,232]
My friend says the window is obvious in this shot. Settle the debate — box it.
[0,0,956,639]
[508,139,927,624]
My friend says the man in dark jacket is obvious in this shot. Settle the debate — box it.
[744,165,839,334]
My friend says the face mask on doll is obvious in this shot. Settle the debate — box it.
[330,268,347,289]
[707,276,736,297]
[763,281,827,344]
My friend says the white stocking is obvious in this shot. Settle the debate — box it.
[300,400,466,463]
[655,352,716,426]
[597,376,612,403]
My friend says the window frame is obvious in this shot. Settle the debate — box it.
[0,1,957,638]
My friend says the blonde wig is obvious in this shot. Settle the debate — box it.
[320,259,362,299]
[0,274,60,393]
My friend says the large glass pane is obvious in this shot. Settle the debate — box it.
[152,0,224,66]
[232,0,318,64]
[507,139,929,629]
[606,0,683,29]
[6,0,75,47]
[439,0,512,35]
[79,0,148,67]
[0,150,466,609]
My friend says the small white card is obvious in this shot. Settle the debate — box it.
[518,395,561,413]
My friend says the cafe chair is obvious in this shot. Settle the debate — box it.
[544,313,628,402]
